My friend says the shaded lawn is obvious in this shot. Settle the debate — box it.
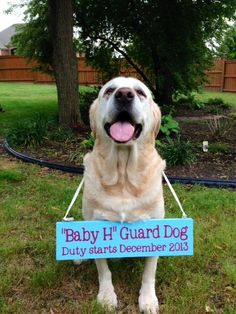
[0,155,235,313]
[0,82,92,137]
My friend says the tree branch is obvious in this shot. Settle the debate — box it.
[93,35,155,94]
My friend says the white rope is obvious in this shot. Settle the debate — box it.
[162,171,188,218]
[63,177,85,221]
[62,172,188,221]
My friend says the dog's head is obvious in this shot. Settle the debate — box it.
[90,77,161,144]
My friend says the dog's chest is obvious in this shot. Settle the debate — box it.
[83,148,165,222]
[89,175,163,222]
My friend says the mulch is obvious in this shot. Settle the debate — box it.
[165,115,236,180]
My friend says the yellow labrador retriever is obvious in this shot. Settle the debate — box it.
[82,77,165,313]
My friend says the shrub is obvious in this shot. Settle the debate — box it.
[48,127,74,142]
[80,133,95,150]
[7,115,48,147]
[174,94,205,110]
[79,88,99,125]
[205,97,227,107]
[160,114,179,138]
[157,137,195,166]
[204,97,230,114]
[68,133,95,164]
[206,117,234,139]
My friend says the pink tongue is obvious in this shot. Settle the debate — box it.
[109,122,135,142]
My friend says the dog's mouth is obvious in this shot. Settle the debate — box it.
[104,112,142,143]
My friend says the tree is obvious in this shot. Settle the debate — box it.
[75,0,236,105]
[218,23,236,59]
[49,0,81,127]
[12,0,83,128]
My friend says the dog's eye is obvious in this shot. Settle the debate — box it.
[104,87,115,95]
[136,89,146,97]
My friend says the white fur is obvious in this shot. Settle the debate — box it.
[82,77,165,313]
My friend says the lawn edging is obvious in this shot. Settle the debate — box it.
[3,140,236,189]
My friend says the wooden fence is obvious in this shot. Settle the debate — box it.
[0,56,236,92]
[205,59,236,92]
[0,56,99,84]
[0,55,138,85]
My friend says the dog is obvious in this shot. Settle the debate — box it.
[82,77,165,313]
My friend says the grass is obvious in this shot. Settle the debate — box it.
[0,82,93,137]
[0,156,235,313]
[0,83,236,313]
[196,91,236,109]
[0,83,57,136]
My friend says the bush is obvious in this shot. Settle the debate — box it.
[80,133,95,150]
[160,114,179,138]
[174,94,205,110]
[205,97,227,107]
[206,116,234,139]
[68,133,95,164]
[48,127,74,142]
[204,97,230,114]
[157,137,195,166]
[7,115,48,147]
[79,88,99,125]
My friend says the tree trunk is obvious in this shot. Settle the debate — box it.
[49,0,83,128]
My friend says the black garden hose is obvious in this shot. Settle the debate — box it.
[3,140,236,189]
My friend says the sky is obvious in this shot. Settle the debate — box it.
[0,1,24,32]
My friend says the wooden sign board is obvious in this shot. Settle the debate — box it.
[56,218,194,260]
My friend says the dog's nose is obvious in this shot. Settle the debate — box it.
[115,88,134,105]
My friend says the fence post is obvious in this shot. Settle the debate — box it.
[220,59,226,92]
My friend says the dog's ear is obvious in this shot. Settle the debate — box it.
[89,98,98,137]
[152,101,161,137]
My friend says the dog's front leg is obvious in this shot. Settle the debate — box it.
[139,256,159,314]
[95,258,118,309]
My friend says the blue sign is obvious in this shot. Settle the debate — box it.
[56,218,194,260]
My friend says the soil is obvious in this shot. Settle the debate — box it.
[2,105,236,181]
[166,119,236,180]
[166,104,236,180]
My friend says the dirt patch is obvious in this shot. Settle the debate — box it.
[164,116,236,180]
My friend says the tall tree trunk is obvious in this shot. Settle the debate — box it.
[49,0,83,128]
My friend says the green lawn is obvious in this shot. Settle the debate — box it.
[0,157,235,313]
[0,83,57,135]
[0,82,92,136]
[0,83,236,313]
[197,90,236,109]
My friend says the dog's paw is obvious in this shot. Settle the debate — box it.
[97,284,118,309]
[139,292,159,314]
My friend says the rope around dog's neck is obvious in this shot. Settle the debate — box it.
[162,172,187,218]
[62,172,187,221]
[63,177,85,221]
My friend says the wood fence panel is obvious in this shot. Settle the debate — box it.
[205,59,236,92]
[34,71,54,83]
[223,60,236,92]
[0,56,34,82]
[0,56,236,92]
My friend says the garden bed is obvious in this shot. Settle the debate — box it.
[6,110,236,181]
